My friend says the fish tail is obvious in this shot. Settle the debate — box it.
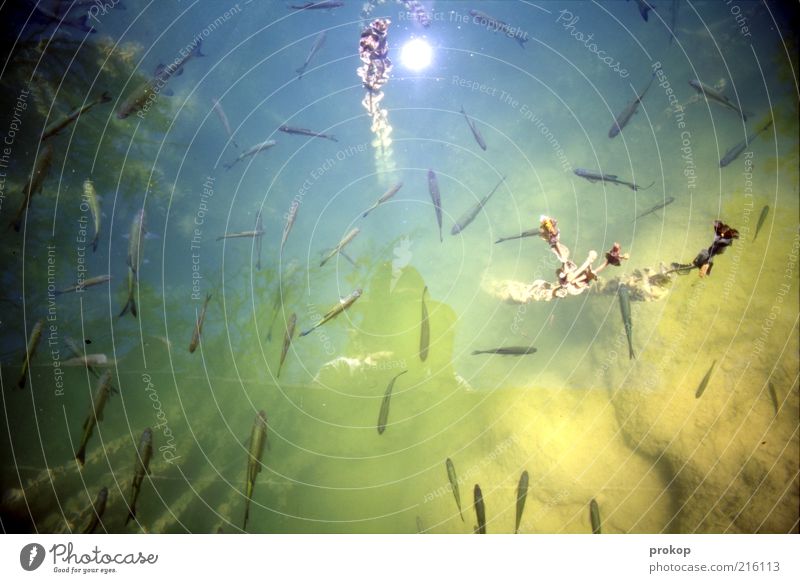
[640,181,655,191]
[629,346,636,360]
[16,371,28,390]
[125,503,136,525]
[232,140,239,148]
[193,39,206,58]
[91,233,100,252]
[119,295,137,318]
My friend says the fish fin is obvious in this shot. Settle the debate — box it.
[607,174,618,179]
[193,40,206,58]
[154,63,166,77]
[100,91,112,103]
[174,67,184,77]
[119,296,137,318]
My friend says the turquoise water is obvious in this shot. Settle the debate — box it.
[0,0,797,534]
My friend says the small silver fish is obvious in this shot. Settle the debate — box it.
[445,458,464,521]
[376,370,408,434]
[694,360,716,399]
[590,498,601,534]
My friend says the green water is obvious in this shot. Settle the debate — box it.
[0,0,797,534]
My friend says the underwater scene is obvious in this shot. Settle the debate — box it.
[0,0,797,535]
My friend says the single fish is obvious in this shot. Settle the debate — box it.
[694,360,716,399]
[243,411,268,530]
[290,1,344,9]
[609,73,655,138]
[279,125,337,142]
[768,381,779,416]
[574,168,654,191]
[296,31,326,79]
[125,427,153,524]
[62,354,111,367]
[362,182,403,218]
[451,176,505,235]
[215,228,265,241]
[320,228,360,267]
[10,142,54,232]
[427,170,443,243]
[753,205,769,242]
[299,288,362,336]
[82,486,109,534]
[419,286,430,362]
[590,498,601,534]
[117,40,206,119]
[630,0,653,21]
[277,313,297,378]
[83,178,102,252]
[75,370,115,467]
[471,346,537,356]
[469,9,528,48]
[211,97,238,148]
[459,105,487,151]
[55,275,111,296]
[720,119,773,167]
[445,458,464,521]
[634,197,675,221]
[618,284,635,360]
[280,200,299,255]
[42,91,111,141]
[188,293,212,353]
[17,318,44,389]
[515,470,529,534]
[223,139,277,170]
[473,484,486,534]
[376,370,408,434]
[126,209,147,276]
[495,227,539,244]
[55,274,112,296]
[689,78,748,121]
[119,267,137,318]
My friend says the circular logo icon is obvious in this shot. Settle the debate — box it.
[20,543,46,571]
